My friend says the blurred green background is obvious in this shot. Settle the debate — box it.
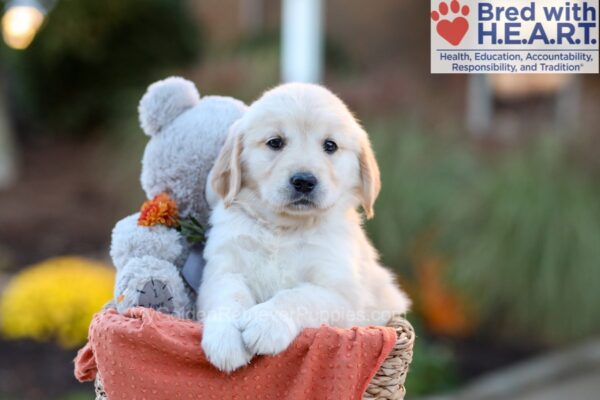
[0,0,599,399]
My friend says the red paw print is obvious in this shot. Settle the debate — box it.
[431,0,470,46]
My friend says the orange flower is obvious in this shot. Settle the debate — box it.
[415,257,476,337]
[138,193,179,227]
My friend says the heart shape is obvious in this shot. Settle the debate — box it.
[436,17,468,46]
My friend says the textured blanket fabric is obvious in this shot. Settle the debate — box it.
[75,308,397,400]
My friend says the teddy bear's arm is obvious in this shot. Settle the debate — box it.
[110,213,184,271]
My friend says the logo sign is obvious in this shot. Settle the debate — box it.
[431,0,599,73]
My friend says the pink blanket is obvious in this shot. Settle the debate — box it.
[75,308,397,400]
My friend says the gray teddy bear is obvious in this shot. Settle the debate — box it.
[109,77,246,319]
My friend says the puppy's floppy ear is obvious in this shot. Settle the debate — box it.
[358,134,381,219]
[211,121,243,207]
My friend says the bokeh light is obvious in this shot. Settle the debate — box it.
[2,4,45,50]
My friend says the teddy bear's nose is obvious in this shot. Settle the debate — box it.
[290,172,318,194]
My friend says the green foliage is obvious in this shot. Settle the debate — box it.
[406,337,460,395]
[2,0,201,136]
[366,120,600,343]
[366,120,478,277]
[178,216,206,245]
[442,138,600,343]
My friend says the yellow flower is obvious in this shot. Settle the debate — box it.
[0,256,114,348]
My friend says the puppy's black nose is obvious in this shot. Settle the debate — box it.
[290,172,317,194]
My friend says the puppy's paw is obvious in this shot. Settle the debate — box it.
[201,320,252,373]
[238,304,298,356]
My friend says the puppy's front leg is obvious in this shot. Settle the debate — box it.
[238,283,355,356]
[199,271,255,373]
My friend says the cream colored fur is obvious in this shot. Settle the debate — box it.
[199,83,410,373]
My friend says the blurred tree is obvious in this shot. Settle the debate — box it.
[0,76,17,187]
[1,0,201,137]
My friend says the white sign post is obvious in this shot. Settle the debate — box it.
[281,0,324,83]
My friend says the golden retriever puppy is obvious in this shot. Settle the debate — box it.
[199,83,410,372]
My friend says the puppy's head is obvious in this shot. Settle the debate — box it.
[211,83,380,219]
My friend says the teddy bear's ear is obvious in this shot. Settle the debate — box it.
[138,77,201,136]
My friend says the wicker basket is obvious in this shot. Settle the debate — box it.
[363,315,415,400]
[94,315,414,400]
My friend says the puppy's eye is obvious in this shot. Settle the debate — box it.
[323,139,338,154]
[266,137,284,150]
